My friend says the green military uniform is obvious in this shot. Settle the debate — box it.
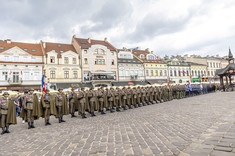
[77,88,88,118]
[87,88,99,116]
[121,87,128,110]
[136,87,142,107]
[21,89,42,129]
[0,92,17,135]
[106,88,115,113]
[141,87,147,106]
[41,90,57,125]
[68,89,78,117]
[97,88,106,114]
[127,87,133,109]
[114,87,122,111]
[55,89,69,123]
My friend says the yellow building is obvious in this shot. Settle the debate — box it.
[189,62,208,82]
[132,49,168,84]
[41,41,81,89]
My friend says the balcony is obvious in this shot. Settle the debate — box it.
[8,79,23,85]
[119,75,145,81]
[84,76,116,82]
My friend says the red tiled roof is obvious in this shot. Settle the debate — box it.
[75,38,117,51]
[132,49,167,64]
[44,42,77,58]
[0,40,43,56]
[0,61,44,64]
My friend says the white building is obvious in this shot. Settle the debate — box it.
[0,39,43,91]
[116,49,145,85]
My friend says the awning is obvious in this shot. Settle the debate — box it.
[147,79,168,84]
[90,71,114,75]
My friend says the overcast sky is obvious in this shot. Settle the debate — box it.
[0,0,235,57]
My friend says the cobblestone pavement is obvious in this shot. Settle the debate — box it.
[0,91,235,156]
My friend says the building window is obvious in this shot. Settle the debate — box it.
[50,71,56,79]
[119,70,124,76]
[147,55,154,60]
[174,70,177,76]
[50,56,55,63]
[64,57,69,64]
[111,52,114,55]
[64,71,69,79]
[164,70,167,76]
[84,58,88,64]
[146,70,149,76]
[125,70,129,76]
[111,59,115,65]
[23,72,30,80]
[208,71,210,76]
[94,49,98,54]
[213,63,215,68]
[73,71,78,79]
[4,56,9,61]
[14,56,19,62]
[34,72,40,80]
[100,50,105,55]
[95,59,105,65]
[32,58,35,62]
[155,70,158,76]
[23,57,27,62]
[2,72,8,80]
[210,62,212,67]
[211,71,213,76]
[192,70,194,76]
[170,70,173,76]
[72,58,77,64]
[120,54,123,58]
[178,70,181,77]
[139,70,143,76]
[160,70,163,76]
[183,70,185,76]
[150,70,154,76]
[198,71,200,77]
[140,54,145,59]
[84,50,87,54]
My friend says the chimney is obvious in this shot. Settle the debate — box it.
[7,39,11,44]
[145,48,149,52]
[43,42,46,48]
[104,37,107,42]
[88,38,91,43]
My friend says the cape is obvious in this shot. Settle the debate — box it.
[20,94,43,121]
[0,98,17,127]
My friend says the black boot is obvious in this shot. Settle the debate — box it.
[5,126,10,133]
[129,105,132,109]
[47,120,51,125]
[134,104,138,108]
[82,114,87,119]
[116,107,121,112]
[59,118,61,123]
[138,103,142,107]
[61,117,65,122]
[101,110,106,114]
[91,112,96,117]
[1,127,5,135]
[71,113,76,118]
[123,106,127,110]
[31,122,35,128]
[110,109,115,113]
[28,122,31,129]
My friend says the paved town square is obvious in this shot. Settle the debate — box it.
[0,91,234,156]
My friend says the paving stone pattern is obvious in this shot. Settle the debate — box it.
[0,92,235,156]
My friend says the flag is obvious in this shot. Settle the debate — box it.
[41,75,46,92]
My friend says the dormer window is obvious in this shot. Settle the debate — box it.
[140,54,145,59]
[32,49,36,52]
[58,44,61,47]
[0,47,5,49]
[100,49,105,55]
[64,57,69,64]
[50,56,55,63]
[147,55,155,60]
[24,49,28,51]
[60,50,64,53]
[111,52,114,55]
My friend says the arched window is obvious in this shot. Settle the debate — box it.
[192,70,194,76]
[94,49,98,54]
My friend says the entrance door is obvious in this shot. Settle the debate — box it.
[13,72,19,83]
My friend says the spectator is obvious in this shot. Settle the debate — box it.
[13,94,21,117]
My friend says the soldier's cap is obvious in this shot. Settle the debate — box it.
[3,92,9,96]
[29,88,34,91]
[45,89,50,92]
[58,88,63,91]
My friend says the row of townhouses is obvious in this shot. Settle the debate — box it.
[0,36,229,91]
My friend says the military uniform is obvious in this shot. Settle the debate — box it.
[141,87,147,106]
[114,88,122,111]
[87,88,98,116]
[132,87,138,108]
[77,88,87,118]
[97,89,105,114]
[21,89,42,129]
[106,88,115,113]
[127,88,133,109]
[136,87,142,107]
[0,92,17,135]
[68,89,78,117]
[121,88,128,110]
[55,89,68,123]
